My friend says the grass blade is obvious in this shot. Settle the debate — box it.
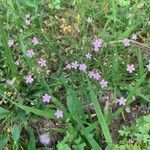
[0,93,55,119]
[87,79,113,144]
[0,24,17,78]
[111,73,147,123]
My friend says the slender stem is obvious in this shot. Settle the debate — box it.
[106,39,150,50]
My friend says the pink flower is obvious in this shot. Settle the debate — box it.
[123,39,130,47]
[66,64,72,69]
[8,39,14,47]
[79,64,87,72]
[38,58,46,67]
[71,61,79,69]
[92,38,103,51]
[42,93,51,103]
[131,34,137,41]
[127,64,135,73]
[32,37,39,45]
[26,49,35,58]
[146,63,150,72]
[85,53,92,59]
[88,71,101,80]
[99,79,108,88]
[55,109,63,119]
[118,96,126,106]
[25,75,34,84]
[93,72,101,80]
[39,133,51,145]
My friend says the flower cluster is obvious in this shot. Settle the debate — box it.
[26,49,35,58]
[11,31,149,120]
[66,62,87,72]
[122,34,138,47]
[65,34,150,108]
[20,34,63,119]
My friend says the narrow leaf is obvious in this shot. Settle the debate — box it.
[12,124,20,142]
[88,79,112,144]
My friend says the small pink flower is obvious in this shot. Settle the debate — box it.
[85,53,92,59]
[32,37,39,45]
[93,72,101,80]
[71,61,79,69]
[55,109,63,119]
[88,71,101,80]
[26,49,35,58]
[146,63,150,72]
[123,39,130,47]
[66,64,72,69]
[38,58,46,67]
[8,39,14,48]
[99,79,108,88]
[127,64,135,73]
[131,34,137,41]
[25,75,34,84]
[79,64,87,72]
[118,96,126,106]
[39,133,51,145]
[92,38,103,51]
[42,93,51,103]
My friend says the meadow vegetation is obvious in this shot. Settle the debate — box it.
[0,0,150,150]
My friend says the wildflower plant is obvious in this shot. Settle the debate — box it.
[0,0,150,150]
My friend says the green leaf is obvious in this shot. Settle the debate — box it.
[12,124,20,142]
[0,23,17,78]
[0,107,10,120]
[116,0,130,7]
[0,93,55,119]
[12,101,55,119]
[49,0,61,10]
[0,114,9,120]
[67,89,85,120]
[0,135,8,150]
[143,115,150,122]
[26,128,36,150]
[136,48,145,77]
[0,107,9,113]
[87,79,112,144]
[112,73,147,123]
[57,142,71,150]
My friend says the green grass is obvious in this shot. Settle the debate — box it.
[0,0,150,149]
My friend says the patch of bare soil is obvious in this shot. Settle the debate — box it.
[110,101,150,143]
